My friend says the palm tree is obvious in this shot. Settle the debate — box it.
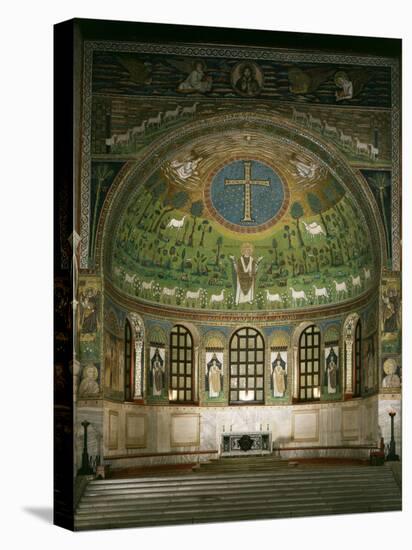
[90,164,114,256]
[195,250,208,275]
[368,172,391,257]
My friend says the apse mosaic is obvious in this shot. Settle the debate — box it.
[109,132,376,312]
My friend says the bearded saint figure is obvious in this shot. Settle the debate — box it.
[272,352,287,397]
[325,348,338,394]
[206,353,223,398]
[230,243,263,306]
[151,348,164,396]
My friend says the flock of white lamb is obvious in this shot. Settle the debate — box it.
[114,266,372,307]
[105,102,199,148]
[291,107,379,160]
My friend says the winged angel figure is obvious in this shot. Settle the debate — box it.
[115,55,153,86]
[166,58,213,93]
[334,69,373,102]
[288,66,335,94]
[288,65,374,102]
[162,149,204,189]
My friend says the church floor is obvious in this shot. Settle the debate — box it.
[75,457,402,530]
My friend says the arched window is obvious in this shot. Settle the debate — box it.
[124,319,134,401]
[229,327,264,404]
[298,325,321,401]
[170,325,194,402]
[353,319,362,397]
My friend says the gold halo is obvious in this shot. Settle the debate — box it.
[241,242,254,255]
[334,71,349,85]
[85,364,98,380]
[383,358,397,375]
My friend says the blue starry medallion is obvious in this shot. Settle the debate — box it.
[208,160,285,231]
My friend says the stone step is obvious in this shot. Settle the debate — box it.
[79,495,400,514]
[88,467,393,488]
[75,463,401,530]
[82,480,398,502]
[197,464,362,472]
[91,464,375,480]
[85,472,395,494]
[75,501,401,530]
[78,489,400,514]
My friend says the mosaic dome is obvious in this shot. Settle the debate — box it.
[104,113,379,315]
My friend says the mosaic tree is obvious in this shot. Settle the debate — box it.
[198,220,211,247]
[188,200,204,247]
[306,192,330,236]
[283,224,295,249]
[153,190,189,235]
[214,236,223,267]
[290,202,305,247]
[137,180,166,226]
[323,180,348,229]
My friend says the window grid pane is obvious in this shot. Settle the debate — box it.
[299,325,320,402]
[170,325,193,402]
[124,320,132,400]
[229,327,264,404]
[354,320,362,397]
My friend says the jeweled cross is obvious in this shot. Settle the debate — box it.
[224,161,270,222]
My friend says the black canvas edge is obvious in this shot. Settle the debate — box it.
[54,19,75,531]
[61,17,401,58]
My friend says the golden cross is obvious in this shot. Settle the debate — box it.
[224,161,270,222]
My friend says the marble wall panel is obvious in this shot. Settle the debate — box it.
[341,406,360,441]
[108,410,119,450]
[292,409,319,442]
[170,414,200,447]
[125,413,147,449]
[98,395,382,464]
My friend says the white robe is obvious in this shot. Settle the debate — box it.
[272,365,286,397]
[235,256,255,305]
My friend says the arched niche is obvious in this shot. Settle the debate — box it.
[268,330,291,401]
[202,330,227,401]
[269,330,290,349]
[146,325,168,401]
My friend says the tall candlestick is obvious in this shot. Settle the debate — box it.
[387,410,399,461]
